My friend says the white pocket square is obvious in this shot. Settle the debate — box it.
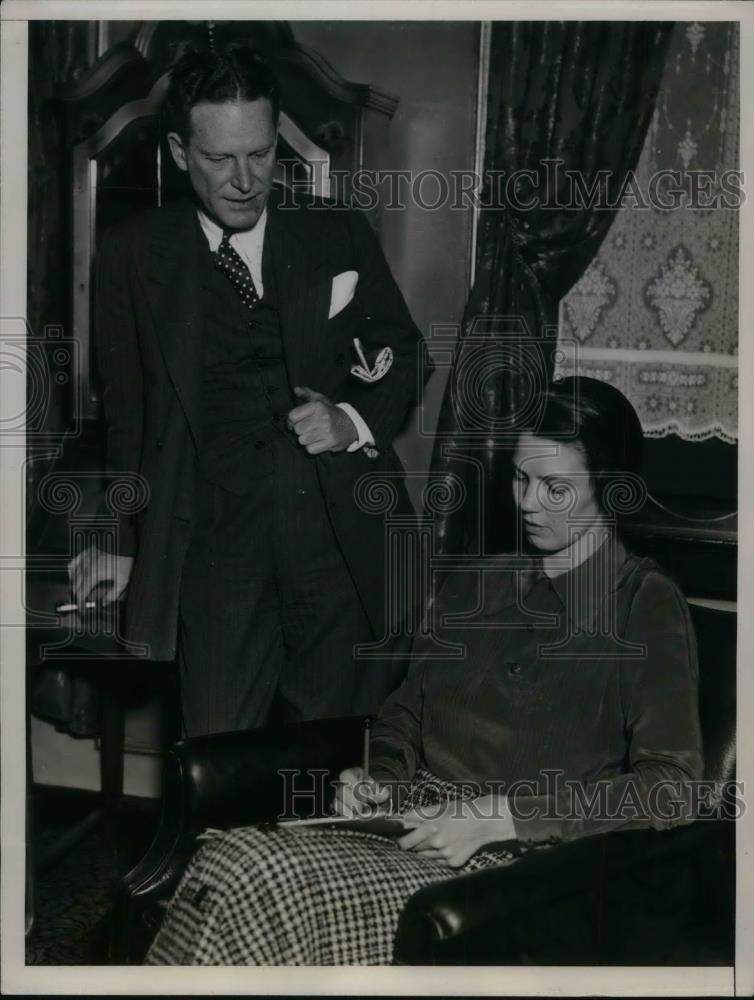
[350,337,393,384]
[328,270,359,319]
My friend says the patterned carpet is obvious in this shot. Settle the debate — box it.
[26,789,160,965]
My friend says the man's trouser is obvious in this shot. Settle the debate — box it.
[178,439,401,736]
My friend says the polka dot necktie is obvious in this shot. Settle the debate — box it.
[213,229,260,309]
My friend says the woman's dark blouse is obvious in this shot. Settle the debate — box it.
[368,537,704,844]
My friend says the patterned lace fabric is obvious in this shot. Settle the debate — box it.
[558,22,738,443]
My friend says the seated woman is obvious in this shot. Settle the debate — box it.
[146,376,703,966]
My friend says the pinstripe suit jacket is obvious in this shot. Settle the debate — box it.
[95,189,426,659]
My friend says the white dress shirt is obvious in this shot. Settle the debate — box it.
[197,208,374,453]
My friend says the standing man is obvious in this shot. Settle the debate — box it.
[69,47,425,736]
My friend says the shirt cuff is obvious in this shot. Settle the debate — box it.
[336,402,375,453]
[505,792,562,845]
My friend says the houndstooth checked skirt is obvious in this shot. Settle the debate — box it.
[145,770,524,966]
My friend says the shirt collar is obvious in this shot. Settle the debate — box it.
[546,532,628,627]
[481,532,628,627]
[196,206,268,254]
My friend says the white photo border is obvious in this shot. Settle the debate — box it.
[1,1,751,994]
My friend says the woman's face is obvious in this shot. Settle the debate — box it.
[512,433,603,553]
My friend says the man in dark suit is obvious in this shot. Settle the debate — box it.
[69,48,425,736]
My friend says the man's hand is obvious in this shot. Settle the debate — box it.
[287,386,357,455]
[68,545,134,608]
[333,766,391,818]
[397,795,516,868]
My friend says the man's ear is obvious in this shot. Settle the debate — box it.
[167,132,188,173]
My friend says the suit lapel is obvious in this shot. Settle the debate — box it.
[142,202,208,445]
[140,195,333,439]
[265,197,330,388]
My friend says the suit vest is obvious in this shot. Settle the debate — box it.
[198,236,296,495]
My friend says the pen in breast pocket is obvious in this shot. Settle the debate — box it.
[353,337,370,372]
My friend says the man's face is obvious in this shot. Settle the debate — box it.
[168,99,277,231]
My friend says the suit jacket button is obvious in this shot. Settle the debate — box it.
[156,439,164,450]
[507,661,522,675]
[255,440,265,450]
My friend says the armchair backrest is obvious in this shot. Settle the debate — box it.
[688,602,736,784]
[171,715,367,830]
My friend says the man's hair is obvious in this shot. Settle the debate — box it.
[163,46,280,140]
[525,376,644,513]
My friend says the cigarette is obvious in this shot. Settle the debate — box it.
[56,601,98,613]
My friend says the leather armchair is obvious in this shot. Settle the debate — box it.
[109,714,366,962]
[112,602,735,965]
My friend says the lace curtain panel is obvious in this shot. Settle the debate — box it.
[557,22,739,443]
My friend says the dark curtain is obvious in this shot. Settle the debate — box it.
[27,22,94,433]
[431,21,674,554]
[28,23,103,738]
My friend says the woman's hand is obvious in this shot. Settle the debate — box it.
[333,767,391,818]
[397,795,516,868]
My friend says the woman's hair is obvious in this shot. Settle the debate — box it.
[526,376,644,514]
[163,47,280,140]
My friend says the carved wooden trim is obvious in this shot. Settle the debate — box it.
[277,45,398,118]
[73,75,170,160]
[60,22,398,118]
[133,21,160,60]
[277,111,331,197]
[71,74,169,417]
[57,42,149,103]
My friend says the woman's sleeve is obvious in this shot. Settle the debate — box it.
[367,572,473,784]
[513,569,704,844]
[367,660,426,785]
[367,573,465,784]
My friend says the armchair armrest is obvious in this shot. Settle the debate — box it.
[395,819,734,965]
[122,715,368,904]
